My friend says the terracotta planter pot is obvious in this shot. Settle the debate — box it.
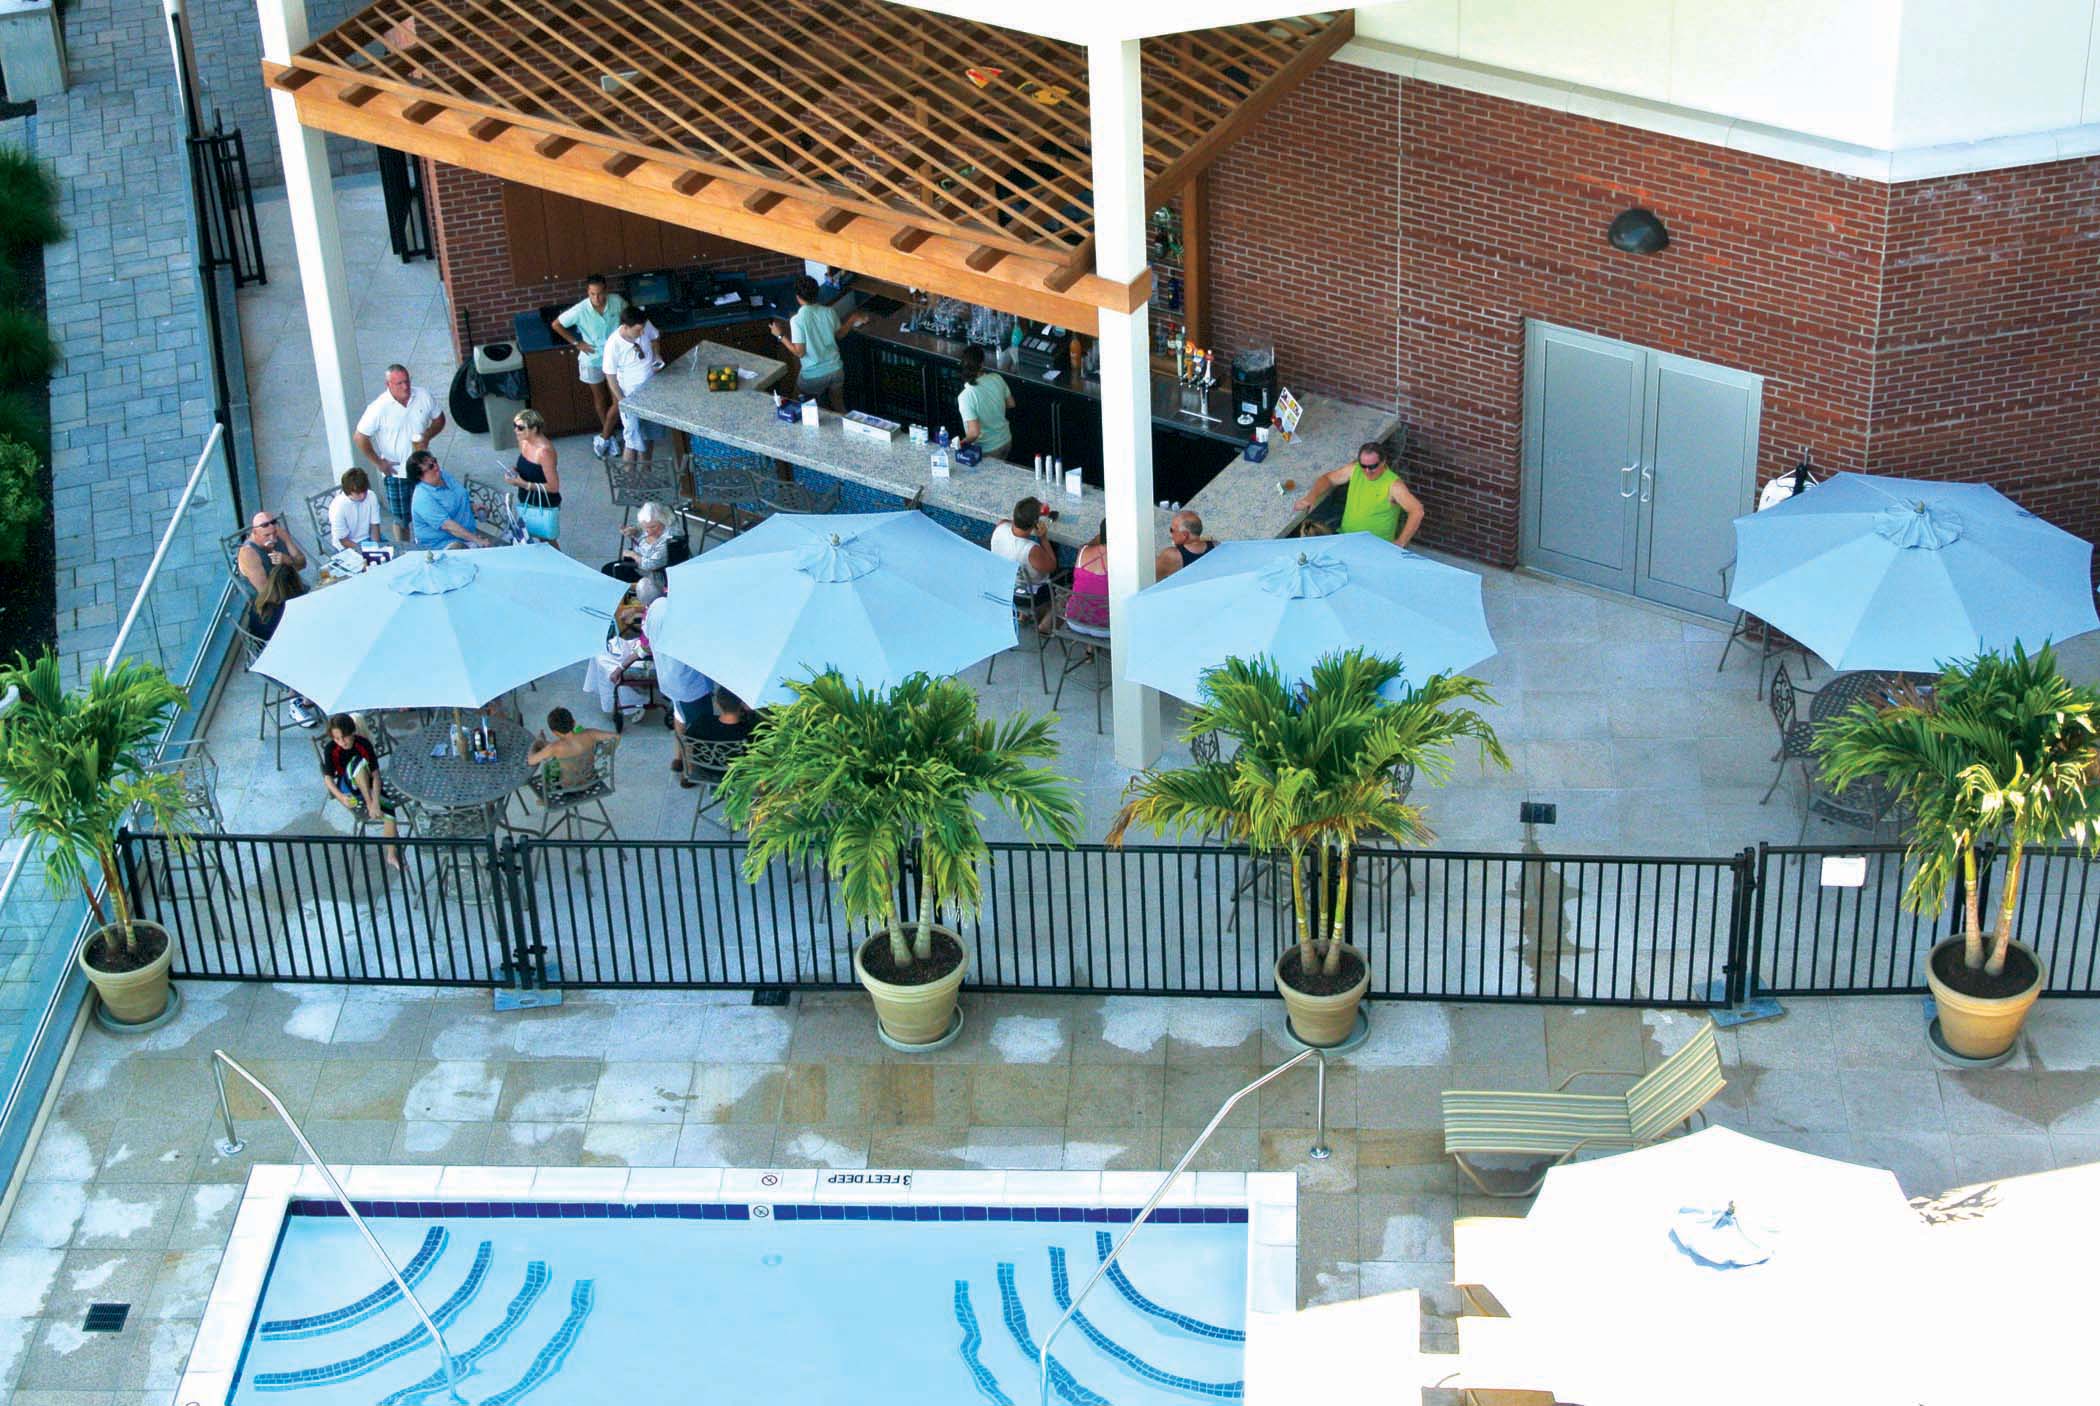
[854,927,967,1050]
[1927,936,2044,1060]
[79,921,174,1027]
[1274,942,1369,1047]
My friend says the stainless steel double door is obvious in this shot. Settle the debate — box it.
[1520,322,1762,620]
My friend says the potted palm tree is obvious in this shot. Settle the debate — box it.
[1816,645,2100,1060]
[1110,651,1508,1046]
[718,671,1081,1051]
[0,650,192,1027]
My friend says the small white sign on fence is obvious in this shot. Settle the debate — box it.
[1819,855,1868,888]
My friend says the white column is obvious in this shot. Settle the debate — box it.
[1088,39,1162,769]
[253,0,362,464]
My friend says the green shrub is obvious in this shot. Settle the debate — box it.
[0,147,60,250]
[0,436,44,563]
[0,307,54,383]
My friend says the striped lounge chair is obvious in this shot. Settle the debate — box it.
[1441,1020,1725,1197]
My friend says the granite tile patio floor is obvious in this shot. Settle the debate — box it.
[6,982,2100,1399]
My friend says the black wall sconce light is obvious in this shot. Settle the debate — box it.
[1607,207,1670,255]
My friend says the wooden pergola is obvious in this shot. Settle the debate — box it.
[262,0,1352,329]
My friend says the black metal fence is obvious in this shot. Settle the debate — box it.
[187,114,266,289]
[117,830,2100,1007]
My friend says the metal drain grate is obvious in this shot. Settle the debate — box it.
[750,987,788,1007]
[83,1303,130,1333]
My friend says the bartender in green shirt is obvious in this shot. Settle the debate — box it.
[956,346,1015,460]
[771,274,869,411]
[1294,441,1426,547]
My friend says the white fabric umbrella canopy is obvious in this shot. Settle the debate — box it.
[1474,1126,1936,1406]
[252,545,628,713]
[1121,533,1497,703]
[655,510,1017,707]
[1729,473,2099,673]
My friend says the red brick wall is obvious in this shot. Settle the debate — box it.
[1202,70,2100,572]
[1874,161,2100,555]
[1393,83,1888,567]
[423,160,803,360]
[1207,63,1401,409]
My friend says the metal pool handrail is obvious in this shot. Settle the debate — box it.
[209,1050,465,1403]
[1037,1045,1330,1406]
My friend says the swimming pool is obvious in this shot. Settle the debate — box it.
[179,1167,1298,1406]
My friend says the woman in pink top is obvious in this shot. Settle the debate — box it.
[1066,521,1110,636]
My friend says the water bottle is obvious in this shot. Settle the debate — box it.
[448,720,464,758]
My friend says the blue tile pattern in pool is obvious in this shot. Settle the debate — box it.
[233,1202,1245,1406]
[253,1241,492,1392]
[1094,1232,1247,1344]
[378,1261,551,1406]
[1049,1247,1244,1401]
[996,1260,1113,1406]
[257,1227,449,1340]
[478,1280,595,1406]
[954,1280,1016,1406]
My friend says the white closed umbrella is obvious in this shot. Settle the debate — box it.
[1467,1126,1935,1406]
[252,545,628,713]
[654,510,1016,707]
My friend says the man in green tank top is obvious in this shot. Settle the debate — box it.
[1293,441,1425,547]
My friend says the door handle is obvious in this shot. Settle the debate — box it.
[1619,463,1638,499]
[1640,466,1653,504]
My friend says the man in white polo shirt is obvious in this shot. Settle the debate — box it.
[352,364,446,540]
[602,305,663,468]
[552,273,627,458]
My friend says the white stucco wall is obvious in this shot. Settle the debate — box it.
[1355,0,2100,156]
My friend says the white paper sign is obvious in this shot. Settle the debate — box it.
[1819,855,1868,888]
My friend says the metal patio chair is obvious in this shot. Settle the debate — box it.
[1761,661,1817,807]
[753,476,840,519]
[603,455,685,531]
[304,485,341,550]
[680,734,749,837]
[463,474,521,541]
[1046,580,1110,734]
[684,463,764,552]
[522,739,619,842]
[232,619,308,769]
[398,797,492,909]
[1716,560,1812,699]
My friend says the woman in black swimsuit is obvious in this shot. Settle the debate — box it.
[505,409,562,544]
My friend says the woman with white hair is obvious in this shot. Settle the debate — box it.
[603,501,676,582]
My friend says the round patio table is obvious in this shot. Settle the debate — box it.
[1809,670,1934,726]
[386,715,534,811]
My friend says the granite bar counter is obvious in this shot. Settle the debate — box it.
[624,341,1398,551]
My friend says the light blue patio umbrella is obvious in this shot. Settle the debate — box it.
[252,545,628,712]
[1729,474,2098,673]
[1123,533,1498,703]
[654,510,1016,707]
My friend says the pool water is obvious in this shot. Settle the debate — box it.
[230,1202,1250,1405]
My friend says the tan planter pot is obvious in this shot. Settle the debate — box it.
[1927,936,2044,1060]
[80,921,174,1027]
[854,927,967,1050]
[1275,942,1369,1047]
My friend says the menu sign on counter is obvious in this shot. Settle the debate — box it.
[1275,387,1304,438]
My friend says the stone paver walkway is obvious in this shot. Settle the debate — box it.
[36,0,219,686]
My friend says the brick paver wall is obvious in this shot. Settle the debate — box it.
[425,161,803,360]
[1874,161,2100,553]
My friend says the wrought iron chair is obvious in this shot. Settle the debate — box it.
[463,474,521,541]
[304,485,342,550]
[684,464,764,552]
[1354,761,1419,898]
[221,527,259,602]
[1046,581,1111,734]
[522,739,619,842]
[753,476,841,519]
[1761,662,1818,807]
[603,455,685,531]
[680,734,749,837]
[232,619,305,769]
[1716,560,1812,699]
[398,797,492,908]
[983,577,1052,690]
[133,740,231,901]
